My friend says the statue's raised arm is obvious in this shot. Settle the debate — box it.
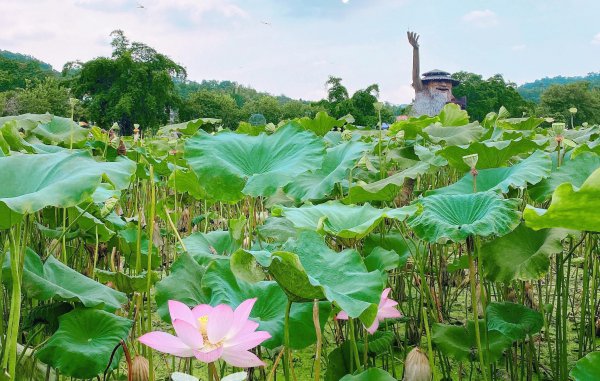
[407,31,424,92]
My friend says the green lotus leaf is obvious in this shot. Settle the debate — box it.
[284,141,368,202]
[95,269,159,294]
[202,259,331,350]
[185,123,325,202]
[439,138,546,171]
[158,118,206,136]
[180,230,239,261]
[432,320,512,362]
[343,161,431,204]
[364,247,400,275]
[414,143,448,167]
[363,232,415,269]
[167,168,207,200]
[68,206,115,242]
[339,368,396,381]
[275,201,417,239]
[572,139,600,158]
[423,122,485,146]
[0,113,52,132]
[257,217,298,242]
[231,230,382,326]
[429,150,552,195]
[2,248,127,311]
[486,302,543,341]
[524,167,600,232]
[0,120,36,153]
[389,114,438,140]
[438,103,470,126]
[496,116,544,130]
[297,111,344,136]
[31,116,88,147]
[407,191,520,243]
[564,125,599,144]
[481,223,568,282]
[35,308,132,379]
[570,352,600,381]
[0,151,134,229]
[528,152,600,202]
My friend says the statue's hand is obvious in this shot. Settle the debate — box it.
[407,31,420,48]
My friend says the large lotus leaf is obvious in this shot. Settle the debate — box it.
[339,368,396,381]
[423,122,485,146]
[438,103,470,126]
[524,167,600,232]
[95,269,159,294]
[389,114,438,140]
[407,191,520,243]
[158,118,205,136]
[155,252,210,322]
[35,308,132,379]
[414,143,448,167]
[343,161,431,204]
[432,320,512,362]
[486,302,543,341]
[274,201,417,239]
[68,206,115,242]
[439,138,546,171]
[185,123,325,202]
[496,116,544,130]
[118,227,161,270]
[231,231,382,326]
[482,223,568,282]
[564,125,600,144]
[297,111,344,136]
[202,259,331,349]
[167,168,206,200]
[31,116,88,147]
[0,113,51,132]
[570,352,600,381]
[2,248,126,311]
[0,151,134,229]
[284,141,368,202]
[93,156,136,191]
[180,230,240,261]
[572,139,600,158]
[429,150,551,195]
[528,152,600,202]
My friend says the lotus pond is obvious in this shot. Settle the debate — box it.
[1,105,599,381]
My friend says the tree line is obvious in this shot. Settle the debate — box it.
[1,31,599,132]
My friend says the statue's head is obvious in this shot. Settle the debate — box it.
[421,70,459,98]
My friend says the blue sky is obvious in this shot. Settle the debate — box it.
[1,0,599,103]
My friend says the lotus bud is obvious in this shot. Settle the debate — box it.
[341,129,352,141]
[101,197,119,218]
[396,130,405,140]
[462,154,478,169]
[69,97,78,108]
[373,102,384,112]
[117,140,127,156]
[133,124,140,142]
[130,355,149,381]
[265,123,277,133]
[403,347,432,381]
[216,126,224,132]
[544,117,555,124]
[583,122,589,127]
[569,107,578,114]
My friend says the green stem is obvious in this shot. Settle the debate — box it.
[283,299,292,381]
[467,239,487,381]
[348,317,361,373]
[146,165,155,381]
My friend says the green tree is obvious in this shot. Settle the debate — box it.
[179,90,240,129]
[326,76,349,104]
[538,82,600,125]
[0,51,55,92]
[280,100,315,119]
[72,30,186,134]
[240,96,282,123]
[452,72,533,121]
[0,77,72,116]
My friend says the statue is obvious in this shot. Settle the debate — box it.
[407,31,466,117]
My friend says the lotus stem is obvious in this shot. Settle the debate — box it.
[164,205,186,253]
[283,299,292,381]
[348,317,361,372]
[313,299,322,381]
[467,237,487,381]
[146,165,155,381]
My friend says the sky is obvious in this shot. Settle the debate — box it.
[1,0,599,104]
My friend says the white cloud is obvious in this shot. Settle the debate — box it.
[511,44,526,51]
[592,32,600,45]
[462,9,499,28]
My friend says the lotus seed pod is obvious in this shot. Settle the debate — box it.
[462,153,478,169]
[131,355,149,381]
[341,129,352,141]
[69,97,78,107]
[111,122,119,131]
[373,101,384,111]
[569,107,578,114]
[544,117,554,124]
[403,347,432,381]
[552,122,566,135]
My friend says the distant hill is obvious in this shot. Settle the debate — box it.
[0,50,58,92]
[518,72,600,103]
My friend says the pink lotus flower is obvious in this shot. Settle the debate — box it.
[139,299,271,368]
[336,288,401,334]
